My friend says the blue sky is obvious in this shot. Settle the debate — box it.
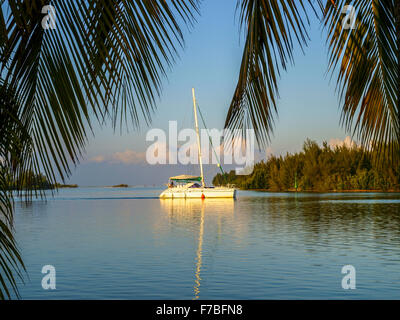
[66,0,353,186]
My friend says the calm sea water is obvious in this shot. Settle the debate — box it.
[11,188,400,299]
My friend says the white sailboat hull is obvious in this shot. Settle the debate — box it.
[159,187,236,199]
[159,89,237,200]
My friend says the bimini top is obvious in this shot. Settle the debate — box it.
[169,175,202,182]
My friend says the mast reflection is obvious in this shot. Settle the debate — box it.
[194,202,204,299]
[160,198,234,299]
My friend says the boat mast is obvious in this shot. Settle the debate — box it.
[192,88,205,187]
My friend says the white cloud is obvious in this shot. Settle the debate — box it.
[329,136,358,149]
[111,150,146,164]
[88,149,146,165]
[89,155,106,163]
[265,147,274,158]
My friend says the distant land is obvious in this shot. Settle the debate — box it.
[54,183,78,188]
[9,171,78,190]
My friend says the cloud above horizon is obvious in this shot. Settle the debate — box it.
[89,149,146,165]
[328,136,358,149]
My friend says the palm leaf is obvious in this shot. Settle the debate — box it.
[225,0,321,146]
[0,0,199,299]
[323,0,399,160]
[0,82,29,299]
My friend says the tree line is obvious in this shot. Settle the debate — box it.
[213,139,400,192]
[7,171,77,190]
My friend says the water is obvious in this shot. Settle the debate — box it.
[11,188,400,299]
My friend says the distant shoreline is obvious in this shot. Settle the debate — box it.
[54,183,78,189]
[107,184,129,188]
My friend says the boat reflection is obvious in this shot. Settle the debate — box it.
[160,198,234,218]
[160,198,235,299]
[194,202,204,299]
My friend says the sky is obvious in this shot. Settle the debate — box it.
[65,0,354,187]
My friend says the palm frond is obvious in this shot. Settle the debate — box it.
[3,0,199,185]
[323,0,399,160]
[0,82,28,299]
[0,0,199,299]
[225,0,321,146]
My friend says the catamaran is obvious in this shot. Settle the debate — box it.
[159,89,236,199]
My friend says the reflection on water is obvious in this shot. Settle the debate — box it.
[11,189,400,299]
[239,194,400,247]
[194,205,203,300]
[160,199,234,299]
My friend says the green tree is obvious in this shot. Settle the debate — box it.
[213,139,400,192]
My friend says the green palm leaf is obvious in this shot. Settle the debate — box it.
[0,82,29,299]
[0,0,198,299]
[225,0,321,146]
[323,0,399,159]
